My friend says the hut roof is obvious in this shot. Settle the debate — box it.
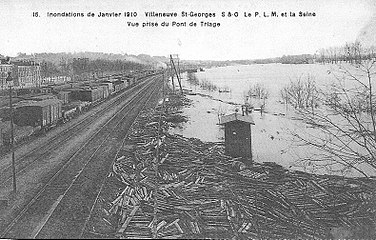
[219,113,255,125]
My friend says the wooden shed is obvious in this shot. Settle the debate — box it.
[220,113,255,158]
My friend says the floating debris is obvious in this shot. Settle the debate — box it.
[99,93,376,239]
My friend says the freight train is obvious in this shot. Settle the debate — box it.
[8,71,160,131]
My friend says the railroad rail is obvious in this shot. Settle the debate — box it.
[0,75,159,186]
[0,75,163,238]
[81,73,167,239]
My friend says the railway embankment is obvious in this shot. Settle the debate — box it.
[0,77,160,238]
[85,91,376,239]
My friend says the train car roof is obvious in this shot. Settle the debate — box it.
[16,99,62,108]
[62,88,85,91]
[113,80,124,84]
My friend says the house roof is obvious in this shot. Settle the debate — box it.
[219,113,255,125]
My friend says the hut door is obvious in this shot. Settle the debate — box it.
[231,128,251,157]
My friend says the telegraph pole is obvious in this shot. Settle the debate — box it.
[6,72,16,194]
[169,54,183,94]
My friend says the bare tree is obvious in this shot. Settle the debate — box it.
[290,58,376,177]
[248,83,269,99]
[248,83,269,115]
[316,42,376,64]
[280,75,318,110]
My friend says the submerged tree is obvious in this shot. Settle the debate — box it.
[280,74,318,110]
[246,83,269,115]
[186,72,199,86]
[248,83,269,100]
[200,79,218,91]
[290,59,376,177]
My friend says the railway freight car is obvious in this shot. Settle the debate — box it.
[13,99,62,128]
[61,88,84,102]
[100,82,114,95]
[64,87,99,103]
[113,80,125,93]
[30,94,57,101]
[56,91,70,104]
[96,85,109,99]
[122,77,131,88]
[61,101,89,121]
[76,88,102,102]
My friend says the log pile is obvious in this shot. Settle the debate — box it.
[100,94,376,239]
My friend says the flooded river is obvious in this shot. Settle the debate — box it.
[170,63,376,177]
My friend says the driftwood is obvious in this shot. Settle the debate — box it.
[100,94,376,239]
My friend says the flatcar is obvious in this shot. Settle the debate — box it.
[61,101,86,121]
[13,99,62,128]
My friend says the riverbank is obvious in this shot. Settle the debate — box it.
[87,91,376,239]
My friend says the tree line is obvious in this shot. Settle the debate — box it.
[280,43,376,177]
[14,52,157,80]
[251,42,376,65]
[316,42,376,64]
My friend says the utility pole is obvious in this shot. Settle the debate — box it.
[6,72,16,194]
[176,55,181,80]
[169,65,175,94]
[169,54,183,94]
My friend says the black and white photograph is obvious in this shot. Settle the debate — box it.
[0,0,375,239]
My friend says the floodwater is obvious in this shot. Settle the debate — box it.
[170,63,376,177]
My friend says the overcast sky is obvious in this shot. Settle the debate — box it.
[0,0,375,60]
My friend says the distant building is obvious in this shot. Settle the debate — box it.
[41,76,71,85]
[1,57,12,90]
[11,60,41,88]
[0,62,13,91]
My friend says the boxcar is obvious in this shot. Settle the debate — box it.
[96,85,109,99]
[57,91,70,104]
[113,81,125,93]
[63,88,99,103]
[13,99,62,128]
[101,81,114,93]
[123,78,131,88]
[96,87,104,100]
[78,88,101,102]
[100,82,114,95]
[62,88,81,102]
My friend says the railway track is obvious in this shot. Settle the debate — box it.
[0,75,159,186]
[0,75,163,238]
[80,77,166,239]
